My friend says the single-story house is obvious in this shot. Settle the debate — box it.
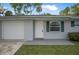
[0,16,79,41]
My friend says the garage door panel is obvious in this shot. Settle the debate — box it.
[2,21,24,39]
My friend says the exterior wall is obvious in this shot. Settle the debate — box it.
[65,20,79,32]
[1,16,79,40]
[44,21,66,39]
[44,20,79,39]
[2,21,24,40]
[24,20,33,41]
[0,21,2,39]
[35,20,44,38]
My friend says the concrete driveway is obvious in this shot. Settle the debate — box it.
[0,40,23,55]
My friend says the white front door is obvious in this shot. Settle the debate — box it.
[35,20,44,38]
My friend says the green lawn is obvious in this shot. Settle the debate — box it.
[15,42,79,55]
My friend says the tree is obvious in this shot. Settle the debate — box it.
[59,3,79,16]
[71,3,79,15]
[59,7,70,16]
[10,3,18,14]
[27,3,33,15]
[64,7,70,15]
[23,3,33,15]
[33,3,42,7]
[33,3,42,15]
[16,4,23,14]
[23,3,42,15]
[36,6,42,15]
[10,3,24,15]
[0,8,5,16]
[10,3,42,15]
[59,10,64,15]
[5,11,13,16]
[0,3,6,16]
[43,13,52,16]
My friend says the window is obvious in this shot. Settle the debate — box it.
[75,21,79,26]
[49,21,60,31]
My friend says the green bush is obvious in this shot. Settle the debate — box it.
[68,32,79,41]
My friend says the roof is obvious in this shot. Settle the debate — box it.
[0,16,79,21]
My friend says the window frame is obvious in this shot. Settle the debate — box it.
[48,21,61,32]
[74,21,79,27]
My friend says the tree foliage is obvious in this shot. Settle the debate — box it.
[10,3,23,15]
[43,13,52,16]
[59,3,79,16]
[10,3,42,15]
[71,3,79,15]
[5,11,13,16]
[59,7,70,16]
[34,3,42,15]
[23,3,33,15]
[0,3,6,16]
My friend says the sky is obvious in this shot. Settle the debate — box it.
[0,3,76,15]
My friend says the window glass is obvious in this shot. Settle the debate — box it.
[75,21,79,26]
[50,27,60,31]
[49,21,60,26]
[49,21,60,31]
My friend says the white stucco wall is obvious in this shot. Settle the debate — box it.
[24,20,33,41]
[1,19,79,40]
[65,21,79,32]
[35,20,44,38]
[44,20,79,39]
[2,21,24,40]
[44,21,66,39]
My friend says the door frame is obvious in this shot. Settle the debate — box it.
[34,20,44,39]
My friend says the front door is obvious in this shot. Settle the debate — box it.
[35,20,44,39]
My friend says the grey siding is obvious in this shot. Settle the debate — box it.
[24,20,33,41]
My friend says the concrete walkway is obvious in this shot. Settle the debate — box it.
[0,40,23,55]
[24,39,74,45]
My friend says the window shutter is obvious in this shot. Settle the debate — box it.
[61,21,64,32]
[71,21,75,27]
[46,21,49,32]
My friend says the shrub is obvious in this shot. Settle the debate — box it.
[5,11,13,16]
[68,32,79,41]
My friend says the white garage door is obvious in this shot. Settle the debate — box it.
[2,21,24,40]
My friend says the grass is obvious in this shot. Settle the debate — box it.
[15,41,79,55]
